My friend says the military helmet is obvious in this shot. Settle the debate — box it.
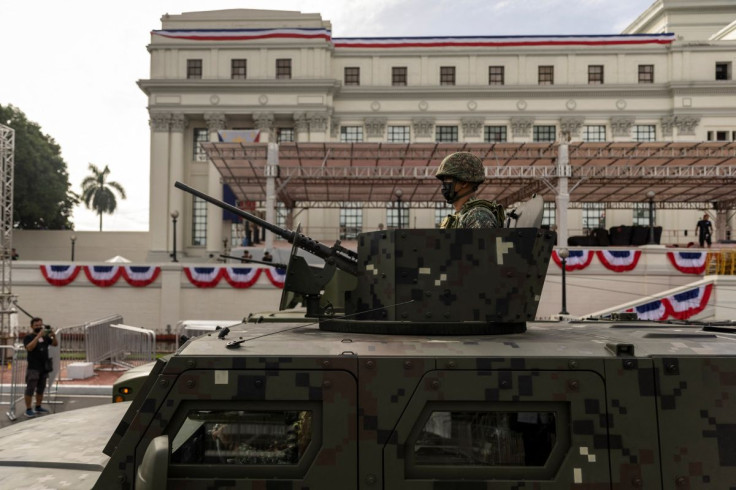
[435,152,485,183]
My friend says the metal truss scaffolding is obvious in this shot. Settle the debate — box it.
[0,124,14,341]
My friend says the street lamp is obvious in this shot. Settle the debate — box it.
[70,235,76,262]
[558,248,570,316]
[646,190,655,244]
[170,210,179,262]
[395,188,403,229]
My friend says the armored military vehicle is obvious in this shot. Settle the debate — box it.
[1,184,735,489]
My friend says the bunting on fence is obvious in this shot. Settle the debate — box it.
[83,265,123,287]
[667,251,709,274]
[122,266,161,287]
[264,267,287,288]
[184,267,225,288]
[596,250,642,273]
[552,250,594,271]
[40,265,81,286]
[626,284,713,321]
[222,267,262,288]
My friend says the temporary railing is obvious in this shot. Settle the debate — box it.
[84,314,125,369]
[711,250,736,275]
[0,345,21,420]
[108,324,156,369]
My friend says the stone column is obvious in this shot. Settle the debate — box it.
[461,118,484,143]
[674,116,701,142]
[412,118,435,143]
[148,112,171,260]
[308,112,329,142]
[205,112,226,257]
[253,112,274,143]
[169,114,187,256]
[294,113,309,143]
[364,117,387,143]
[661,116,676,142]
[610,117,634,142]
[510,117,533,142]
[559,117,584,141]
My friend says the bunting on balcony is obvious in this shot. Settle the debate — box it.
[596,250,641,273]
[83,265,123,287]
[222,267,262,288]
[552,250,594,271]
[40,265,81,287]
[666,251,709,274]
[264,267,287,288]
[184,267,225,288]
[626,284,713,321]
[122,266,161,287]
[628,299,669,322]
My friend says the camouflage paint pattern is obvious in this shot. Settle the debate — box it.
[439,197,504,229]
[435,152,486,183]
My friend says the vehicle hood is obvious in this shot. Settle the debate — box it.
[0,402,130,489]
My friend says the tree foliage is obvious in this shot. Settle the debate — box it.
[1,104,76,229]
[81,163,127,231]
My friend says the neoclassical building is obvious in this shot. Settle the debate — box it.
[138,0,736,260]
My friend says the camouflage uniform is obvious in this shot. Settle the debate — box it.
[436,152,503,229]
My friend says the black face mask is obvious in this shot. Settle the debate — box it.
[441,181,458,204]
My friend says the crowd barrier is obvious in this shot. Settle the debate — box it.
[109,324,156,369]
[0,345,21,420]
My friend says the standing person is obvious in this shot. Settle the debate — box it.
[241,250,252,263]
[695,214,713,248]
[23,317,58,417]
[435,152,504,229]
[262,251,273,263]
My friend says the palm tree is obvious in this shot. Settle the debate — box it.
[81,164,127,231]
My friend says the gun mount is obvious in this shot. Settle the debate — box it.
[176,182,555,334]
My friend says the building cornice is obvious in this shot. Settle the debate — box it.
[137,79,341,96]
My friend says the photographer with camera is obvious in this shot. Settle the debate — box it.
[22,317,58,418]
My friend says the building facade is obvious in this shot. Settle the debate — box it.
[139,1,736,260]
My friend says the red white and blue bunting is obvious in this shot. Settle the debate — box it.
[666,251,710,274]
[152,29,675,49]
[40,265,81,287]
[184,267,225,288]
[83,265,123,287]
[626,284,713,321]
[596,250,641,273]
[552,250,594,271]
[122,266,161,287]
[264,267,287,288]
[222,267,262,288]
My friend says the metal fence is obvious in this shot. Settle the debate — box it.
[108,324,156,369]
[0,344,21,420]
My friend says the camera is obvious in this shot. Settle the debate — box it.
[43,325,51,336]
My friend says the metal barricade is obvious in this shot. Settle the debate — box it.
[0,344,20,420]
[109,324,156,369]
[84,314,125,370]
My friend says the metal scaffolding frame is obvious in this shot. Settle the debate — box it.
[0,124,14,341]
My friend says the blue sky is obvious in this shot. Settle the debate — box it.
[0,0,654,230]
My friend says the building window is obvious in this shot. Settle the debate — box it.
[638,65,654,83]
[340,126,364,143]
[436,126,458,142]
[582,125,606,142]
[440,66,456,85]
[340,207,362,239]
[392,67,407,86]
[716,62,732,80]
[187,59,202,79]
[386,203,409,229]
[231,59,247,79]
[344,67,360,86]
[193,128,209,161]
[388,126,410,143]
[633,125,656,142]
[192,197,207,246]
[538,65,554,85]
[588,65,604,84]
[484,126,507,142]
[276,59,292,79]
[542,202,556,227]
[277,128,295,143]
[582,202,606,230]
[633,202,655,226]
[533,125,556,142]
[707,130,734,142]
[489,66,504,85]
[435,202,453,228]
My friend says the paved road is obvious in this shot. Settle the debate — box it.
[0,390,111,429]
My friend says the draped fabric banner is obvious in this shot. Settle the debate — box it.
[83,265,123,287]
[184,267,225,288]
[122,266,161,287]
[552,250,594,271]
[222,267,262,288]
[264,267,287,288]
[595,250,642,273]
[40,265,81,287]
[626,284,713,321]
[666,251,709,274]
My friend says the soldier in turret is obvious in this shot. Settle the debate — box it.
[436,152,504,229]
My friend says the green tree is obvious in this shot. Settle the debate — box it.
[0,104,76,229]
[81,163,127,231]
